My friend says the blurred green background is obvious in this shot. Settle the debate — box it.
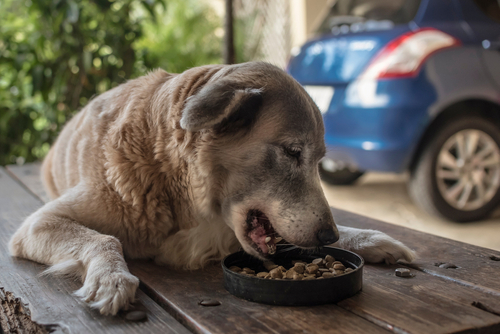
[0,0,251,166]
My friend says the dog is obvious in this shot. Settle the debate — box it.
[9,62,415,315]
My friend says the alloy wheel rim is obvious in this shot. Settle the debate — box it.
[436,129,500,211]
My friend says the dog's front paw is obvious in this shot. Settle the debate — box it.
[75,269,139,315]
[342,229,416,264]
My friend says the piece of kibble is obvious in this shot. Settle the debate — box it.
[292,272,303,280]
[125,311,148,322]
[285,269,296,279]
[325,261,334,269]
[292,260,306,265]
[199,300,221,307]
[345,268,353,273]
[395,268,411,277]
[325,255,335,263]
[270,268,283,279]
[256,272,269,278]
[306,264,319,275]
[333,263,346,270]
[303,276,316,280]
[263,261,278,271]
[278,266,287,273]
[312,258,325,267]
[322,272,335,278]
[229,266,241,272]
[293,263,305,274]
[318,268,330,273]
[242,267,255,274]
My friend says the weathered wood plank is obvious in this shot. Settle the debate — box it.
[0,167,190,334]
[338,264,500,334]
[6,163,49,203]
[331,209,500,294]
[131,258,500,334]
[131,261,389,334]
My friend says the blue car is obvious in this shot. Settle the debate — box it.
[287,0,500,222]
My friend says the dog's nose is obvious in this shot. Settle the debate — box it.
[317,228,339,245]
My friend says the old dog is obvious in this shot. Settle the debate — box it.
[9,62,415,315]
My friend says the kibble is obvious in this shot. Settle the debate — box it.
[285,269,295,279]
[322,272,335,279]
[395,268,412,277]
[270,268,283,279]
[333,263,346,270]
[125,310,148,321]
[312,258,325,266]
[238,254,355,280]
[242,267,255,274]
[293,263,305,274]
[263,261,279,271]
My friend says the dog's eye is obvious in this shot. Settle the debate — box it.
[284,146,301,159]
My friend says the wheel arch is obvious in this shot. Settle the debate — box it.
[408,98,500,174]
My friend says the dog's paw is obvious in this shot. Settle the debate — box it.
[347,229,416,264]
[75,270,139,315]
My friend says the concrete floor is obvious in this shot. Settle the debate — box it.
[321,172,500,251]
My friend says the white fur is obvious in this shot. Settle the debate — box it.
[333,226,416,264]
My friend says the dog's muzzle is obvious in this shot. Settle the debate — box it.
[317,228,339,245]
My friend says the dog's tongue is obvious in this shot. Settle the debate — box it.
[249,217,271,254]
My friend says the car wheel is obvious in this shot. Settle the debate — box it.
[409,117,500,222]
[319,159,364,185]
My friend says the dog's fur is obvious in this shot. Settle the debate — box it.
[9,62,415,315]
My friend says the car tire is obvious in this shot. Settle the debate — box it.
[319,163,364,185]
[409,117,500,222]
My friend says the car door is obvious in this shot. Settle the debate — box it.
[458,0,500,90]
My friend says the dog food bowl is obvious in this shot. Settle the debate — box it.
[222,246,363,306]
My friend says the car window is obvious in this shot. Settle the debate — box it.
[317,0,421,34]
[471,0,500,22]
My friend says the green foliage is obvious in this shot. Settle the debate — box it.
[0,0,223,166]
[135,0,222,73]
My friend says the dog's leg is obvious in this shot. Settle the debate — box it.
[331,225,416,264]
[8,193,138,315]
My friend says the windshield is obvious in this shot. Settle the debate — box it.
[317,0,421,34]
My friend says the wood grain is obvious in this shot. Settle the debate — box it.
[131,261,389,334]
[131,258,500,334]
[0,167,190,334]
[6,163,49,203]
[331,208,500,294]
[8,163,500,334]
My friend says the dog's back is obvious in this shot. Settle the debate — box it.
[41,70,173,201]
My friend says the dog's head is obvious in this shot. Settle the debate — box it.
[180,62,339,259]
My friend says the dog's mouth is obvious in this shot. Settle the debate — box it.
[245,209,282,256]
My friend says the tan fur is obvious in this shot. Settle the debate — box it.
[9,63,415,315]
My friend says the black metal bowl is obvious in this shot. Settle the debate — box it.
[222,246,364,306]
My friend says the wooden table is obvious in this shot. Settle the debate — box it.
[1,163,500,334]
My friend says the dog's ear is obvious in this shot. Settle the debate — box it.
[180,80,263,132]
